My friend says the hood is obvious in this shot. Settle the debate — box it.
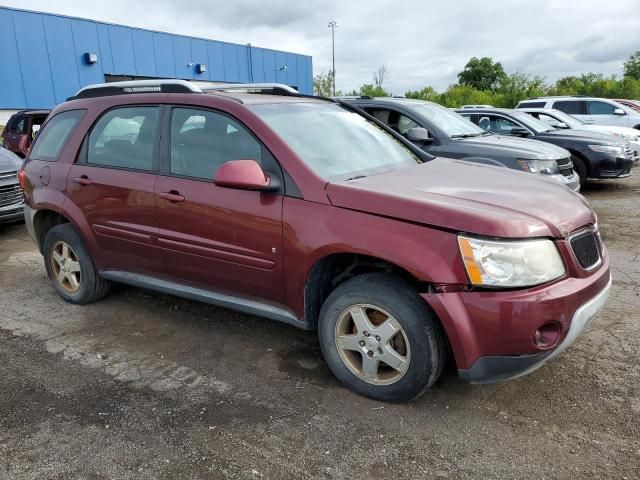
[326,158,594,239]
[583,125,640,139]
[455,134,569,159]
[0,147,21,173]
[542,128,625,145]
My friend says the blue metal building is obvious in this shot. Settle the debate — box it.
[0,6,313,111]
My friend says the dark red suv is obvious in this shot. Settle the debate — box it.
[2,109,50,158]
[19,80,611,402]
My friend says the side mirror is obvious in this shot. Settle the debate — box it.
[406,127,433,144]
[510,127,530,137]
[214,160,280,193]
[613,108,626,116]
[556,122,569,129]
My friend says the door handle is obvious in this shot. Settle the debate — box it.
[159,191,185,203]
[73,176,92,186]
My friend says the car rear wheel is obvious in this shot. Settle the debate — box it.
[43,224,111,304]
[318,273,445,402]
[571,155,588,186]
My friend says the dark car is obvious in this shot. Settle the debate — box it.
[344,97,580,191]
[457,108,634,185]
[20,80,610,402]
[0,146,24,224]
[2,110,50,158]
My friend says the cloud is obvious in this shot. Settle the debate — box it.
[4,0,639,93]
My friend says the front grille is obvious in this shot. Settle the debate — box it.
[623,143,633,158]
[570,230,600,270]
[0,171,17,181]
[0,183,23,208]
[557,157,574,177]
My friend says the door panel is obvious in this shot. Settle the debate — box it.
[156,176,284,301]
[156,106,284,302]
[66,105,163,274]
[66,165,162,273]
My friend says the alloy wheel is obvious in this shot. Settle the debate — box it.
[50,240,81,293]
[335,304,411,385]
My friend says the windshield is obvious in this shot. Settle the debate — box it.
[535,110,584,129]
[409,103,485,137]
[250,102,421,180]
[509,110,556,133]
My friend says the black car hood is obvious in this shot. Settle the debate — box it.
[455,134,569,159]
[540,129,624,145]
[0,147,21,173]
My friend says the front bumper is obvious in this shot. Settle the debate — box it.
[423,249,610,384]
[0,201,24,224]
[546,171,581,191]
[458,275,611,383]
[592,152,633,179]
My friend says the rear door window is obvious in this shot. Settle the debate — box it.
[30,110,85,161]
[553,100,586,115]
[86,106,160,171]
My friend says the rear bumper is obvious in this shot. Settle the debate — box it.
[458,275,611,383]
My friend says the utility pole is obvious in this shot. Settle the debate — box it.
[328,20,337,96]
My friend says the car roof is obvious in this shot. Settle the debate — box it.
[456,107,515,114]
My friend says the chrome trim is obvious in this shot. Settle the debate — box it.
[568,227,602,272]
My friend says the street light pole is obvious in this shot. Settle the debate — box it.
[328,20,337,96]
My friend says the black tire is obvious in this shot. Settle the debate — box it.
[43,223,111,304]
[571,154,588,186]
[318,273,446,402]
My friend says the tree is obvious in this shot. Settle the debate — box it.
[373,64,387,88]
[624,51,640,80]
[313,70,335,97]
[496,72,548,107]
[457,57,507,92]
[360,83,389,97]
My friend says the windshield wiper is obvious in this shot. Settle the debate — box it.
[345,175,367,181]
[451,133,482,138]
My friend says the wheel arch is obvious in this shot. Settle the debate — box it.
[303,252,431,331]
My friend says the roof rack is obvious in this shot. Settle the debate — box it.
[69,79,202,100]
[202,83,300,96]
[333,95,373,100]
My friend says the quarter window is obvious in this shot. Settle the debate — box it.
[86,106,159,171]
[169,108,261,180]
[30,110,84,161]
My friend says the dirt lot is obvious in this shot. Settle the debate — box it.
[1,176,639,480]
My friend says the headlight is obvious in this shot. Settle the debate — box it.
[516,159,559,174]
[458,236,566,288]
[588,144,623,154]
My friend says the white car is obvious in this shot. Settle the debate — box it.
[516,96,640,129]
[520,108,640,162]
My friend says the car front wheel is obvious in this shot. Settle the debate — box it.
[318,273,445,402]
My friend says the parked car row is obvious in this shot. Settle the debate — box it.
[18,80,612,402]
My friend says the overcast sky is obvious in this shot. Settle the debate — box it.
[2,0,639,93]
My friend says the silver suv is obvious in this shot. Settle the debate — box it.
[516,96,640,130]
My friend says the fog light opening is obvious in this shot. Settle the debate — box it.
[533,322,561,349]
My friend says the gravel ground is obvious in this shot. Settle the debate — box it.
[0,175,639,480]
